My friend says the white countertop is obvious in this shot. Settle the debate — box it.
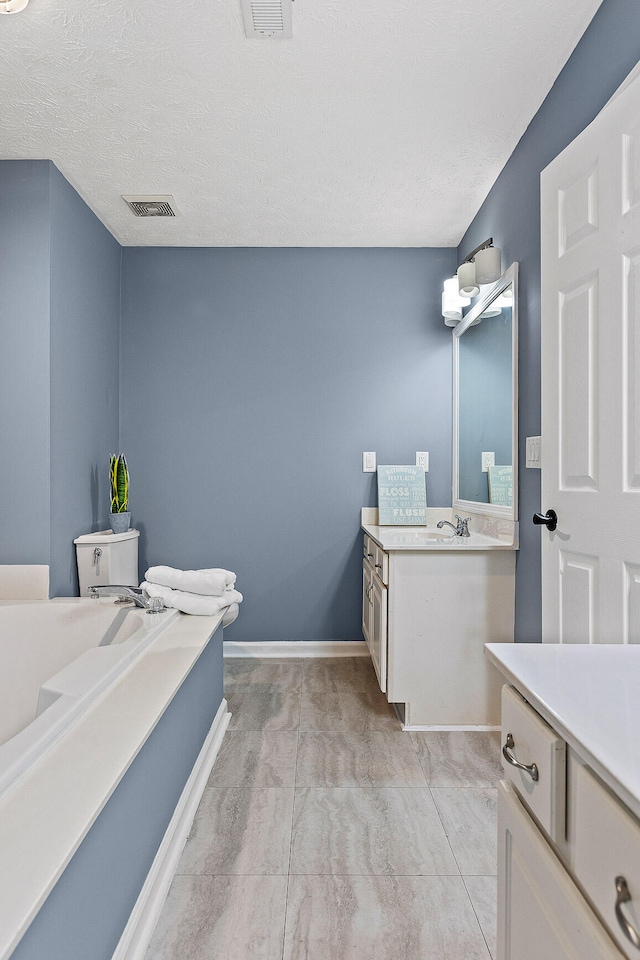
[485,643,640,821]
[363,523,515,551]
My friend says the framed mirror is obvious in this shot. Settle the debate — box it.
[452,262,518,520]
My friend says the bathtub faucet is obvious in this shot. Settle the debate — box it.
[436,515,471,537]
[88,585,165,613]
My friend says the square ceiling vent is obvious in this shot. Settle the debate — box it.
[240,0,292,38]
[122,195,178,217]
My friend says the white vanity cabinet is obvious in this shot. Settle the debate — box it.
[362,534,388,691]
[362,524,515,727]
[486,646,640,960]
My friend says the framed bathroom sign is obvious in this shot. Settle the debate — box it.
[488,465,513,506]
[377,465,427,525]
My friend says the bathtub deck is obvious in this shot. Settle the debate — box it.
[0,608,226,960]
[146,656,500,960]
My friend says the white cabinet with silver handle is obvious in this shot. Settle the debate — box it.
[487,645,640,960]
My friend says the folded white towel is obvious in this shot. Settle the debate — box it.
[141,581,243,617]
[144,565,236,597]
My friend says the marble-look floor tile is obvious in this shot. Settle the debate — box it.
[299,685,399,732]
[431,788,497,875]
[224,657,304,688]
[177,787,293,875]
[296,731,427,788]
[464,875,497,959]
[227,683,301,731]
[208,731,298,789]
[290,788,458,876]
[146,874,287,960]
[283,875,491,960]
[409,731,502,787]
[302,656,379,693]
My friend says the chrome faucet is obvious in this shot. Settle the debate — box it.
[437,515,471,537]
[88,585,164,613]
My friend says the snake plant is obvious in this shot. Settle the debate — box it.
[109,454,129,513]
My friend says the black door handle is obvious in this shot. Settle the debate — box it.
[533,509,557,532]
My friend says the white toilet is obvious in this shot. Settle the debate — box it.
[74,529,140,597]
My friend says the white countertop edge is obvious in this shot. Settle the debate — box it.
[485,643,640,823]
[362,522,516,551]
[0,608,225,960]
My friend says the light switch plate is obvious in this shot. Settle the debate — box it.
[416,452,429,471]
[526,436,542,468]
[362,452,376,473]
[481,451,495,473]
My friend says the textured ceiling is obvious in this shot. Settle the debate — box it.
[0,0,603,246]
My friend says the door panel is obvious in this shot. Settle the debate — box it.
[559,275,599,490]
[560,551,598,645]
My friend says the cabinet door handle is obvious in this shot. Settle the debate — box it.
[615,876,640,950]
[502,733,539,782]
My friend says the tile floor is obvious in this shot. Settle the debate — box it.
[146,657,501,960]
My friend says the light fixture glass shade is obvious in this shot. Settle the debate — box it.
[457,261,479,298]
[442,276,470,322]
[474,245,501,284]
[0,0,29,12]
[442,291,460,325]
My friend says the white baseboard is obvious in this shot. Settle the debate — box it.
[402,724,501,732]
[223,640,369,658]
[111,698,231,960]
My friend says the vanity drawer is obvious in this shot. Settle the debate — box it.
[363,535,375,563]
[574,764,640,959]
[362,536,388,584]
[501,685,566,842]
[373,544,388,585]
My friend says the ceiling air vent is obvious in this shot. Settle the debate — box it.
[240,0,292,39]
[122,195,178,217]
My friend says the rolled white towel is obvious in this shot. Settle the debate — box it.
[144,565,236,597]
[141,581,243,617]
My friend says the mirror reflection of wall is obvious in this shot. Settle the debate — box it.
[458,287,513,506]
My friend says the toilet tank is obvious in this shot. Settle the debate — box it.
[74,529,140,597]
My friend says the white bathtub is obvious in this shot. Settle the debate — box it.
[0,599,178,798]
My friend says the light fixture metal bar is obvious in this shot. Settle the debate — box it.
[460,237,494,265]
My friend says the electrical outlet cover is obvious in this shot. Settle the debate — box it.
[481,452,495,473]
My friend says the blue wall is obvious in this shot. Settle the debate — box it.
[0,160,121,594]
[0,161,51,564]
[49,165,121,596]
[120,247,455,641]
[458,0,640,642]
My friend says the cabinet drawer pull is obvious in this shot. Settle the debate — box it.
[367,552,374,559]
[502,733,539,782]
[615,876,640,950]
[375,563,382,569]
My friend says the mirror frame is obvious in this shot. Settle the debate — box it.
[452,261,519,521]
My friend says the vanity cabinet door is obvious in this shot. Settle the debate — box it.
[498,781,625,960]
[362,559,373,652]
[369,571,387,693]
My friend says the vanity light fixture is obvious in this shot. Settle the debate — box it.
[0,0,29,12]
[456,238,501,298]
[442,276,471,326]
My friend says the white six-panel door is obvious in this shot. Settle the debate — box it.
[541,66,640,644]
